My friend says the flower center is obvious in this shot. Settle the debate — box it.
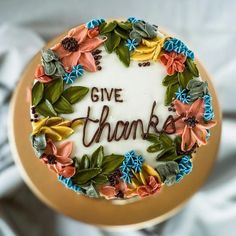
[184,116,198,128]
[47,154,57,164]
[61,37,79,52]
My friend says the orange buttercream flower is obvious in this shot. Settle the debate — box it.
[169,99,216,151]
[41,140,75,178]
[51,25,105,72]
[160,51,186,75]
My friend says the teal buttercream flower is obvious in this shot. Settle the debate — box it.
[176,156,193,182]
[126,39,138,51]
[203,94,214,121]
[86,18,105,29]
[164,38,194,59]
[120,150,144,183]
[63,64,84,84]
[175,88,191,104]
[58,175,82,193]
[127,17,140,23]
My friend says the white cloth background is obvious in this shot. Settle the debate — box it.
[0,0,236,235]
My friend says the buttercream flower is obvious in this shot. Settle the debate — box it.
[41,140,75,178]
[136,176,161,198]
[99,179,137,200]
[169,99,216,151]
[34,64,53,83]
[51,24,105,72]
[160,52,186,75]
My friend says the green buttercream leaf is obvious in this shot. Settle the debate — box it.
[41,49,58,63]
[31,133,47,158]
[35,99,57,117]
[100,21,117,34]
[156,147,175,161]
[178,69,193,88]
[147,143,163,153]
[62,86,89,104]
[114,27,129,39]
[104,32,121,53]
[44,78,64,104]
[115,40,130,67]
[43,61,57,76]
[101,154,124,175]
[72,168,102,185]
[186,58,199,77]
[117,21,132,30]
[53,96,74,114]
[145,133,160,143]
[162,74,177,86]
[32,81,44,106]
[91,174,108,185]
[80,183,99,198]
[80,155,90,169]
[159,133,173,147]
[165,82,178,105]
[91,146,104,168]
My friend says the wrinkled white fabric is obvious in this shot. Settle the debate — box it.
[0,1,236,236]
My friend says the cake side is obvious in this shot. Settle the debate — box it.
[29,17,216,201]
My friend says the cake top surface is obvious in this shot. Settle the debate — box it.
[29,17,216,201]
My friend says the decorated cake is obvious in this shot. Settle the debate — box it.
[29,17,216,201]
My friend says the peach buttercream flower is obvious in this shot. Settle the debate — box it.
[169,99,216,151]
[160,51,186,75]
[34,64,53,83]
[41,140,75,178]
[51,24,105,72]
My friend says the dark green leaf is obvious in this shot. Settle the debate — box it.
[91,146,104,168]
[104,32,121,53]
[147,143,163,153]
[114,27,129,39]
[101,154,124,175]
[53,96,73,114]
[156,147,176,162]
[91,174,108,185]
[35,99,57,117]
[80,155,90,169]
[115,41,130,67]
[117,21,132,30]
[72,168,102,185]
[145,133,160,143]
[178,69,193,88]
[159,133,173,147]
[165,82,179,105]
[162,74,177,86]
[186,58,199,77]
[100,21,117,34]
[62,86,89,104]
[44,78,63,104]
[32,81,44,106]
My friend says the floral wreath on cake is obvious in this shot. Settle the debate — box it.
[30,17,216,200]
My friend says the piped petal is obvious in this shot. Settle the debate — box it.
[78,52,97,72]
[181,126,196,151]
[79,37,105,52]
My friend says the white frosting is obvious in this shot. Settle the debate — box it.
[63,45,175,168]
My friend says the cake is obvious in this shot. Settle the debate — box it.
[29,17,216,201]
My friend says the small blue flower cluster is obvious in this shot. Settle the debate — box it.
[176,156,193,182]
[163,38,194,59]
[63,64,84,84]
[126,39,138,51]
[203,94,214,121]
[86,18,105,29]
[120,150,144,184]
[175,88,191,104]
[58,175,82,193]
[127,17,140,23]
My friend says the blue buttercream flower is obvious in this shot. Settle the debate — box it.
[127,17,140,23]
[175,88,191,104]
[126,39,138,51]
[120,150,144,183]
[203,94,214,121]
[58,175,82,193]
[176,156,193,182]
[63,64,84,84]
[86,18,105,29]
[164,38,194,59]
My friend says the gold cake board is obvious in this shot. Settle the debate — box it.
[8,32,222,229]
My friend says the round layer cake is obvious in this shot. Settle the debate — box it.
[30,17,217,201]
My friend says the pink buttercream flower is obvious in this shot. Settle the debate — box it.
[34,64,53,83]
[41,140,75,178]
[168,99,216,151]
[160,51,186,75]
[136,176,161,198]
[51,24,105,72]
